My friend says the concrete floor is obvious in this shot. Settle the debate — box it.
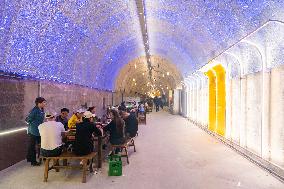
[0,111,283,189]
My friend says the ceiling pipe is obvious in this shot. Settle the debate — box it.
[135,0,152,81]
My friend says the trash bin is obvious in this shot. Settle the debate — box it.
[108,154,122,176]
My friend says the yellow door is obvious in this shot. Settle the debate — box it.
[213,65,226,137]
[205,70,216,132]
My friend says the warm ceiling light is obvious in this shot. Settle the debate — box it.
[166,86,169,89]
[134,64,137,69]
[162,74,165,77]
[166,72,169,76]
[142,73,144,76]
[133,78,135,82]
[135,83,137,86]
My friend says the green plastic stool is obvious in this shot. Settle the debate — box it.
[108,154,122,176]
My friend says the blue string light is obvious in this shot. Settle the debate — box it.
[1,0,284,90]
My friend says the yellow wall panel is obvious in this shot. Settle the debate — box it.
[213,65,226,137]
[205,70,216,132]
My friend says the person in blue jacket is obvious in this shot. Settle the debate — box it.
[26,97,46,166]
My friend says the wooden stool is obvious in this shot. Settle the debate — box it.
[111,138,136,164]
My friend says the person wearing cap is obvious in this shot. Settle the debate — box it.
[38,113,66,157]
[74,111,102,156]
[26,97,46,166]
[67,109,84,129]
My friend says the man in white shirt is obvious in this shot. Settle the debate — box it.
[38,113,66,157]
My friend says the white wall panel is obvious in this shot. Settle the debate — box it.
[240,76,247,148]
[226,79,232,140]
[270,64,284,168]
[173,89,180,114]
[262,71,271,160]
[231,78,241,144]
[203,81,209,126]
[245,72,262,155]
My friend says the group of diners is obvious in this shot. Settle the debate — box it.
[25,97,138,166]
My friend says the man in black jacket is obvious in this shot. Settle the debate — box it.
[118,106,138,138]
[74,111,102,156]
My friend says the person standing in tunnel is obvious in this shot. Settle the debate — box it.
[26,97,46,166]
[159,97,163,109]
[154,96,159,112]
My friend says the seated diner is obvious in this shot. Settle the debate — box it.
[68,109,84,129]
[38,113,66,157]
[119,106,138,138]
[55,108,69,131]
[103,109,125,147]
[74,111,102,156]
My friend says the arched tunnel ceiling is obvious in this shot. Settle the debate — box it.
[115,55,182,95]
[1,1,284,91]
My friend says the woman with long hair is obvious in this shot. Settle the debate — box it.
[104,109,125,145]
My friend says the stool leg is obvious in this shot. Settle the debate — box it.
[89,158,94,173]
[124,147,129,164]
[44,159,50,182]
[132,140,136,152]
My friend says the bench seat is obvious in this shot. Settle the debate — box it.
[42,151,96,183]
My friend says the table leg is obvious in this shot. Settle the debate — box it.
[82,159,87,183]
[53,159,59,172]
[97,136,102,168]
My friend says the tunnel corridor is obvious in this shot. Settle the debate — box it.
[0,111,283,189]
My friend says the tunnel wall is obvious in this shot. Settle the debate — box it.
[113,92,123,106]
[183,21,284,171]
[184,64,284,171]
[0,76,113,170]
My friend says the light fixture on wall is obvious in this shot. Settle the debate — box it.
[0,127,27,136]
